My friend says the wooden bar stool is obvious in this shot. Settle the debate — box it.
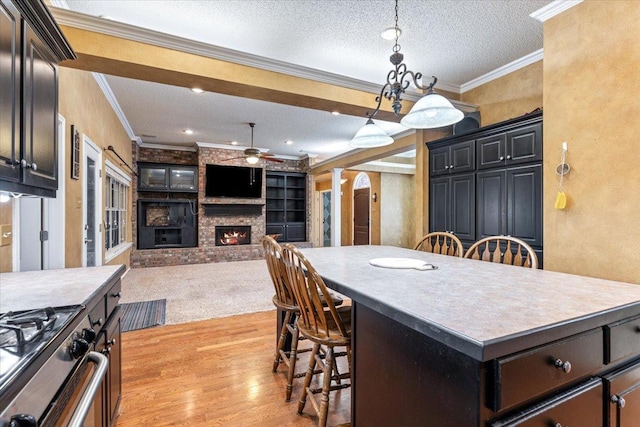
[282,244,351,427]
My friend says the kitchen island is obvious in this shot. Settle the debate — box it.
[301,245,640,426]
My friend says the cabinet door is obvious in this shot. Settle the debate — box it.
[605,360,640,427]
[429,176,450,232]
[507,165,542,248]
[139,165,168,190]
[450,140,475,173]
[477,133,507,170]
[506,123,542,166]
[285,223,305,242]
[104,307,122,427]
[450,174,475,241]
[169,166,197,191]
[476,169,507,240]
[0,0,21,183]
[22,22,58,190]
[429,146,450,176]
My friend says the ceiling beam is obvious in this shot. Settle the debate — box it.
[58,25,409,123]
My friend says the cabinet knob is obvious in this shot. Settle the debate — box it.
[112,291,122,298]
[611,394,626,408]
[444,165,450,169]
[554,423,564,427]
[108,338,116,346]
[506,155,512,160]
[92,318,103,327]
[449,164,454,169]
[499,156,504,161]
[554,358,572,373]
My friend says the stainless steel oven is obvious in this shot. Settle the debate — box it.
[0,306,107,427]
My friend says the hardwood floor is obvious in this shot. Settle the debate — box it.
[114,310,351,426]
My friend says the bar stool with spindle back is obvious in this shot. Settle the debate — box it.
[281,244,351,427]
[414,231,464,257]
[464,235,539,268]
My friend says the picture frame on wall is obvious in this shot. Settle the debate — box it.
[71,125,80,179]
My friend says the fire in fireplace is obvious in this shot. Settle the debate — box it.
[215,226,251,246]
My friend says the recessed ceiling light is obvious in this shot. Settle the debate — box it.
[231,141,238,145]
[331,111,340,116]
[191,88,204,94]
[381,26,401,40]
[284,140,294,145]
[183,129,194,135]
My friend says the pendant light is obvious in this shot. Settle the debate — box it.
[350,0,463,147]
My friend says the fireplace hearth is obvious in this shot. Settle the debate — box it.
[215,226,251,246]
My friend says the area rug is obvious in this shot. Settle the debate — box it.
[120,299,166,332]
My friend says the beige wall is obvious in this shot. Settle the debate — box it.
[542,1,640,284]
[381,173,415,248]
[461,61,543,127]
[58,67,133,268]
[0,200,13,272]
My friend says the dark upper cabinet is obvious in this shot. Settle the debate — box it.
[138,163,198,193]
[429,173,475,242]
[477,123,542,170]
[0,0,75,197]
[430,139,475,176]
[476,165,542,248]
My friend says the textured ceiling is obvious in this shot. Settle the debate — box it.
[60,0,552,162]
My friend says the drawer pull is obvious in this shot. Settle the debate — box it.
[611,394,626,408]
[92,318,103,327]
[554,358,572,373]
[112,291,122,298]
[554,423,565,427]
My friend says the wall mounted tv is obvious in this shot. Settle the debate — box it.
[205,164,263,198]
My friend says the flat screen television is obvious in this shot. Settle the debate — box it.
[205,164,263,198]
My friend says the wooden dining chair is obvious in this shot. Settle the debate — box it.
[463,235,538,269]
[414,231,464,257]
[281,244,351,427]
[262,236,307,402]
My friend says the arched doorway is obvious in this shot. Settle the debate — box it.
[353,172,370,245]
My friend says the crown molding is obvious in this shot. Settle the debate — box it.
[461,49,544,93]
[51,7,464,100]
[91,72,137,140]
[365,160,415,169]
[530,0,583,22]
[138,142,197,152]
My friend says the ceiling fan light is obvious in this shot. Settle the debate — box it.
[400,92,464,129]
[349,119,394,148]
[246,155,260,164]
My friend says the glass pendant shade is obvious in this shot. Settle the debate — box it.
[349,118,394,148]
[400,92,465,129]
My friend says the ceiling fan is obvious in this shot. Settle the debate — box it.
[224,123,283,164]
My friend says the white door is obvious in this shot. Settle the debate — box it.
[83,136,102,267]
[15,115,66,271]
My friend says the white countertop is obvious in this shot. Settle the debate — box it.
[301,246,640,360]
[0,265,125,312]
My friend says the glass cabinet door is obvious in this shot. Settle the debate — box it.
[140,166,168,189]
[170,167,197,191]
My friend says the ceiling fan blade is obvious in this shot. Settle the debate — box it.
[264,157,284,163]
[220,156,245,161]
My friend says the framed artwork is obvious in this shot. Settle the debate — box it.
[71,125,80,179]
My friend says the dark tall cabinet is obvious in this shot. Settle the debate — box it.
[427,112,543,263]
[266,172,307,242]
[0,0,75,197]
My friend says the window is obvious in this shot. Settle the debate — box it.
[105,160,131,258]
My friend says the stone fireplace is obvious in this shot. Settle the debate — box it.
[215,226,251,246]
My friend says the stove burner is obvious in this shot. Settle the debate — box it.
[0,307,58,350]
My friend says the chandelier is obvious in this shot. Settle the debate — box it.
[350,0,464,148]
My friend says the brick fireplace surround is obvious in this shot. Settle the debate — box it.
[130,144,311,268]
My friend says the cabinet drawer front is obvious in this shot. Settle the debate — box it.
[106,280,122,320]
[491,379,602,427]
[605,360,640,427]
[88,299,107,330]
[494,328,603,411]
[606,315,640,364]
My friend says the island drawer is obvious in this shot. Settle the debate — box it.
[492,328,603,412]
[87,279,121,329]
[605,314,640,365]
[105,279,122,320]
[604,359,640,426]
[491,378,602,427]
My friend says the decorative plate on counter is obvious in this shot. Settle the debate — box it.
[369,258,438,270]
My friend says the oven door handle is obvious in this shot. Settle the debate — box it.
[67,351,109,427]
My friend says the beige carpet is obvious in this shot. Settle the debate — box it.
[120,260,275,325]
